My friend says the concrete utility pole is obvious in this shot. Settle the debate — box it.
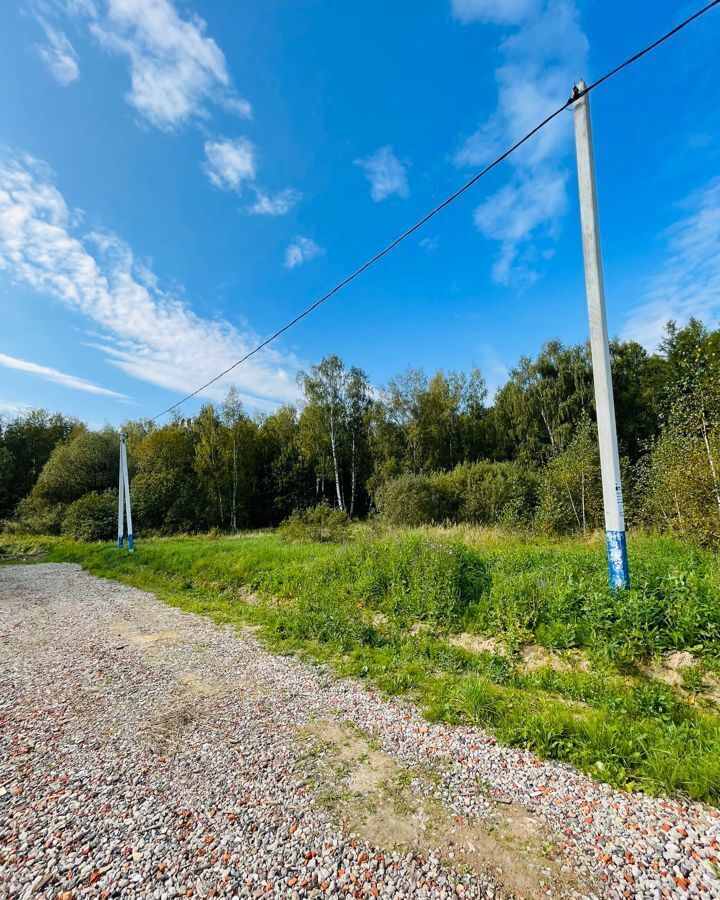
[117,434,125,549]
[117,434,135,552]
[572,80,629,590]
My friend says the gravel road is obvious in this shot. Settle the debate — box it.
[1,563,719,899]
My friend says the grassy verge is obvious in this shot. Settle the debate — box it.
[2,529,720,803]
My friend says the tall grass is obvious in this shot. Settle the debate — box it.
[5,528,720,802]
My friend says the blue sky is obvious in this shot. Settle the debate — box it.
[1,0,719,425]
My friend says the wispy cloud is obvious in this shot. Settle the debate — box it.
[355,146,409,202]
[0,399,32,418]
[33,15,80,85]
[420,236,439,252]
[28,2,299,216]
[622,178,720,349]
[454,0,587,284]
[476,342,509,399]
[451,0,541,24]
[473,170,566,283]
[203,137,256,192]
[284,236,323,269]
[202,141,299,215]
[0,352,127,398]
[248,188,300,217]
[30,0,251,130]
[0,150,300,410]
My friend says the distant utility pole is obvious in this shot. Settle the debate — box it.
[572,80,629,590]
[117,433,134,552]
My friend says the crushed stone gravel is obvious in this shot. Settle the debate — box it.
[1,563,719,899]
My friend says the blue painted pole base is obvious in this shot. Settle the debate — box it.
[606,530,630,591]
[118,537,123,549]
[128,533,135,553]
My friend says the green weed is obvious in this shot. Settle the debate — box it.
[8,528,720,803]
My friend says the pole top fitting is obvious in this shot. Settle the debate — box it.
[571,79,588,103]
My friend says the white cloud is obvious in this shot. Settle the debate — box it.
[202,141,298,216]
[455,0,587,284]
[91,0,249,130]
[284,237,323,269]
[203,138,256,192]
[37,0,251,130]
[473,169,566,282]
[451,0,541,24]
[0,399,32,418]
[0,352,127,398]
[220,95,253,119]
[34,17,80,85]
[28,2,300,217]
[622,179,720,349]
[248,188,300,217]
[203,138,300,216]
[477,342,509,399]
[355,146,409,202]
[420,236,439,252]
[0,150,300,410]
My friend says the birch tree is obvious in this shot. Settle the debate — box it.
[221,387,245,532]
[298,355,371,514]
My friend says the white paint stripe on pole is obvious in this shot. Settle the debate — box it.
[117,435,125,549]
[121,436,134,552]
[572,79,629,590]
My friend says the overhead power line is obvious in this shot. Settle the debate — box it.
[151,0,720,422]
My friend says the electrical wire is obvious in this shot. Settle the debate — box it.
[151,0,720,422]
[574,0,720,99]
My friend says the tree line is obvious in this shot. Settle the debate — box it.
[1,318,718,543]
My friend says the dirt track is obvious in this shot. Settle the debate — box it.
[1,563,718,898]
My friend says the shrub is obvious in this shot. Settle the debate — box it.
[132,470,200,533]
[278,503,350,542]
[375,473,456,526]
[640,425,720,545]
[6,494,66,535]
[454,461,539,525]
[375,462,538,528]
[62,491,118,542]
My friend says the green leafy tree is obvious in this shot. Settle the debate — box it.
[0,446,14,519]
[0,409,78,518]
[32,427,118,506]
[493,341,593,464]
[610,339,666,461]
[257,406,315,522]
[536,418,603,534]
[665,322,720,526]
[641,320,720,541]
[10,427,117,533]
[370,366,488,481]
[298,356,347,509]
[344,366,372,515]
[194,405,228,527]
[221,387,259,530]
[297,355,371,514]
[132,424,199,532]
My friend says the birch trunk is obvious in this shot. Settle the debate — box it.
[231,433,238,532]
[565,484,582,532]
[350,433,356,517]
[329,405,345,511]
[700,408,720,523]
